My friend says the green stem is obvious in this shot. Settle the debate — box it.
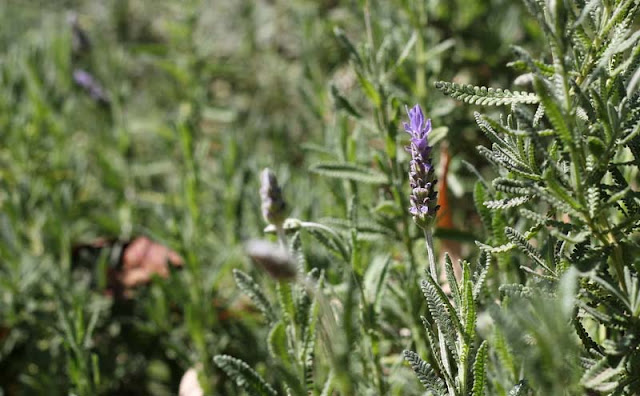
[363,0,374,51]
[414,2,427,101]
[424,229,437,280]
[276,226,288,249]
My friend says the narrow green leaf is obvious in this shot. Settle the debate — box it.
[474,182,493,232]
[356,71,381,108]
[330,84,361,118]
[534,79,572,145]
[333,27,362,65]
[310,162,387,184]
[444,253,461,310]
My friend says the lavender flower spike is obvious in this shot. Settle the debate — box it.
[404,105,439,229]
[260,168,288,228]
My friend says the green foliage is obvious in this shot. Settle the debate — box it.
[2,0,639,395]
[433,0,640,393]
[405,254,490,396]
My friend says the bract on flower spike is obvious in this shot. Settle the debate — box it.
[260,168,288,229]
[404,104,439,229]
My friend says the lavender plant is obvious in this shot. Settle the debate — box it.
[401,105,490,396]
[215,169,326,395]
[7,0,640,395]
[432,0,640,393]
[216,167,399,395]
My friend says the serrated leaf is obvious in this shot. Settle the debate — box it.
[484,195,532,209]
[492,177,534,195]
[476,241,515,254]
[268,321,291,367]
[300,297,318,391]
[436,81,539,106]
[420,316,457,392]
[505,227,556,275]
[494,328,517,381]
[213,355,278,396]
[403,350,447,394]
[277,281,296,326]
[233,269,276,323]
[463,281,477,345]
[421,276,463,359]
[474,182,493,232]
[473,252,490,300]
[472,341,488,396]
[305,227,350,262]
[478,145,541,181]
[581,357,624,392]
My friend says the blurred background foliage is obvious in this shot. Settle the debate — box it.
[0,0,543,394]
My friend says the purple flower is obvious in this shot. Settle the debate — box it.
[404,105,432,159]
[404,105,438,228]
[73,69,109,104]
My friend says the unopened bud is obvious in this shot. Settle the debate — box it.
[260,168,288,228]
[245,240,297,281]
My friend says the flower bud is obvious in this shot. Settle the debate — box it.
[245,239,297,281]
[260,168,288,228]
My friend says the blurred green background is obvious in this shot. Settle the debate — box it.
[0,0,542,394]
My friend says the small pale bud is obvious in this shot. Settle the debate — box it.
[245,239,297,281]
